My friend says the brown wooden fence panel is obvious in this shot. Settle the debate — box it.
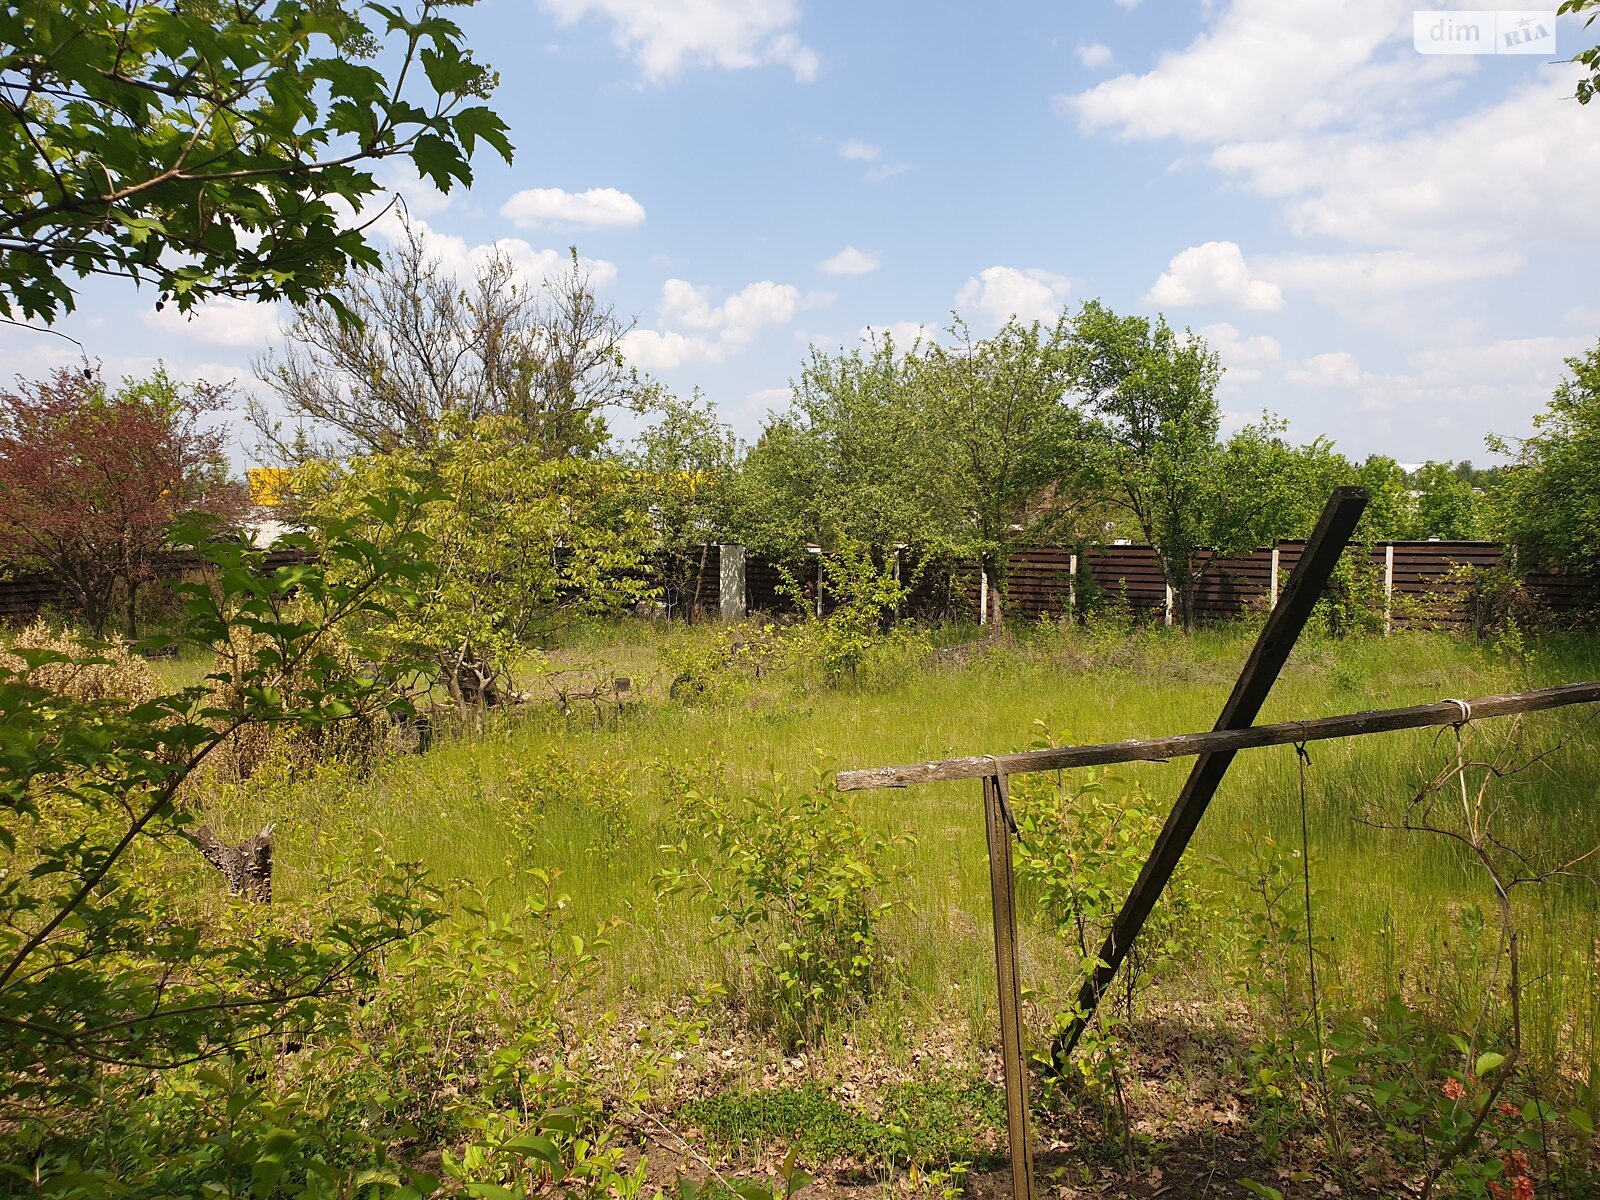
[1389,542,1504,629]
[1194,548,1274,619]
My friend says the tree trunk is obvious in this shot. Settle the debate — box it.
[689,544,708,622]
[124,577,140,640]
[187,824,273,902]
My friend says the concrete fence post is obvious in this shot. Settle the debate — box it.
[1384,543,1395,635]
[718,544,747,621]
[1068,553,1078,613]
[1164,581,1175,628]
[1269,545,1281,608]
[979,566,989,626]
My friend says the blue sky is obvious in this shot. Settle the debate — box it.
[5,0,1599,466]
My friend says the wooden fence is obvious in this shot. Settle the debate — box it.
[929,541,1600,630]
[6,540,1599,631]
[0,548,308,626]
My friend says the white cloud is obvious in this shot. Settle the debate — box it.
[1563,305,1600,329]
[626,277,801,370]
[1351,338,1587,423]
[538,0,819,81]
[1076,41,1113,69]
[720,280,801,344]
[1406,336,1588,386]
[500,187,646,232]
[819,246,881,276]
[1057,0,1460,142]
[742,386,793,416]
[865,161,912,183]
[837,138,908,181]
[659,279,723,330]
[1286,351,1366,388]
[658,278,798,343]
[1209,72,1600,251]
[375,162,454,219]
[619,329,724,370]
[141,297,282,348]
[1259,249,1524,303]
[1197,321,1281,383]
[368,211,619,291]
[954,266,1071,325]
[1144,241,1284,311]
[860,321,940,348]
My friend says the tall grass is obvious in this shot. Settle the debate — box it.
[208,617,1600,1077]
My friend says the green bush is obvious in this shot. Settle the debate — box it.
[656,762,914,1047]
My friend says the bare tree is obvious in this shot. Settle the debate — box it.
[250,218,655,462]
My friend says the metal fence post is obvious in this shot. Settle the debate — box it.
[983,773,1035,1200]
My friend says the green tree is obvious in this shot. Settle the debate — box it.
[253,228,649,462]
[734,335,946,564]
[1068,301,1225,632]
[1486,340,1600,569]
[1204,416,1355,551]
[915,315,1097,626]
[1354,454,1412,541]
[0,0,511,322]
[1406,461,1482,540]
[627,391,739,619]
[1562,1,1600,104]
[300,420,654,719]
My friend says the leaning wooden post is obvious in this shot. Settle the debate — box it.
[983,772,1036,1200]
[1051,486,1369,1064]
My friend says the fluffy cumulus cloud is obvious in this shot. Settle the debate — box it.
[623,277,801,369]
[1352,337,1589,421]
[837,139,879,161]
[954,266,1071,325]
[1258,250,1524,301]
[1058,0,1458,142]
[860,321,940,348]
[1196,321,1281,383]
[1076,41,1112,69]
[1286,351,1367,388]
[1144,241,1284,312]
[1061,3,1600,328]
[500,187,646,232]
[539,0,818,81]
[1406,336,1590,387]
[819,246,881,276]
[141,297,283,349]
[1209,73,1600,251]
[369,211,619,290]
[618,329,723,371]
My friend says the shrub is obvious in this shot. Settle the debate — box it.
[0,620,156,704]
[202,600,394,785]
[657,762,914,1047]
[664,620,794,702]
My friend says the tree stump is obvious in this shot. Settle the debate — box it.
[190,824,274,902]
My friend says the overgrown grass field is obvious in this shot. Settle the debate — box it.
[206,618,1600,1086]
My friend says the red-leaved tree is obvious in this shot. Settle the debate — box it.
[0,366,247,637]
